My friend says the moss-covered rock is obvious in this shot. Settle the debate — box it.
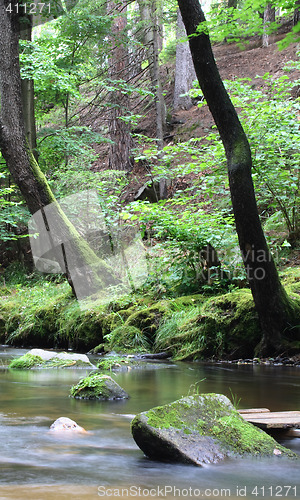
[70,373,129,400]
[131,393,297,465]
[8,349,95,369]
[155,290,261,360]
[106,325,151,352]
[125,301,170,341]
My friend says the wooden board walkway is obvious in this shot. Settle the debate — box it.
[238,408,300,434]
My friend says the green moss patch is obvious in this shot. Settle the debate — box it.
[9,353,44,369]
[70,373,129,400]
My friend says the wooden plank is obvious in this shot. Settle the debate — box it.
[242,411,300,419]
[238,408,270,414]
[240,410,300,430]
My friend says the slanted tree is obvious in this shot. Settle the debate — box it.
[0,1,112,297]
[177,0,300,355]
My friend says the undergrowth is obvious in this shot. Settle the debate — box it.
[0,266,299,360]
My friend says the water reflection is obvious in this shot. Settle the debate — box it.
[0,348,299,500]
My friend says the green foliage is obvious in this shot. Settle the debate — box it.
[123,199,240,296]
[38,126,110,174]
[190,73,300,247]
[155,289,261,360]
[0,171,29,242]
[97,355,132,371]
[9,353,44,369]
[105,325,151,352]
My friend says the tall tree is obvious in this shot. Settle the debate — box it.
[262,3,276,47]
[173,9,196,111]
[177,0,300,355]
[294,0,300,25]
[138,0,166,148]
[107,0,133,171]
[19,14,37,160]
[0,1,112,297]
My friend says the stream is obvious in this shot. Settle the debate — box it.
[0,347,299,500]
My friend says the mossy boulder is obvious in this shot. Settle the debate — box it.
[8,349,95,369]
[70,373,129,400]
[125,301,170,341]
[131,393,297,466]
[155,290,261,360]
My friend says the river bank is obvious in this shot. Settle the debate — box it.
[0,267,299,361]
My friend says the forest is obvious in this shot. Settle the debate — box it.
[0,0,300,362]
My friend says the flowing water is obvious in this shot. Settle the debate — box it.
[0,347,299,500]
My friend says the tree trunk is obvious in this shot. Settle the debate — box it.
[228,0,237,7]
[138,0,166,147]
[138,0,167,199]
[173,10,196,112]
[294,0,300,25]
[0,2,112,298]
[108,0,133,171]
[177,0,300,355]
[262,4,276,47]
[20,15,38,161]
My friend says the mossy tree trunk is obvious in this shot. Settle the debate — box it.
[177,0,300,355]
[0,3,111,297]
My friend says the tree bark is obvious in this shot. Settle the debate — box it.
[20,14,38,160]
[138,0,167,199]
[173,10,196,112]
[138,0,166,147]
[294,0,300,25]
[108,0,133,171]
[262,4,276,47]
[0,1,112,298]
[177,0,300,355]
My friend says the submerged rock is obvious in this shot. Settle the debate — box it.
[49,417,86,433]
[131,393,297,466]
[70,374,129,400]
[8,349,95,369]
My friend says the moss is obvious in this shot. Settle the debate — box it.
[138,394,296,459]
[8,352,92,369]
[70,373,128,400]
[9,353,44,369]
[97,355,133,371]
[70,374,111,399]
[106,325,151,352]
[125,301,170,341]
[155,289,261,360]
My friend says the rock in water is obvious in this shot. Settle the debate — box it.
[8,349,95,369]
[49,417,86,433]
[70,374,129,400]
[131,393,297,465]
